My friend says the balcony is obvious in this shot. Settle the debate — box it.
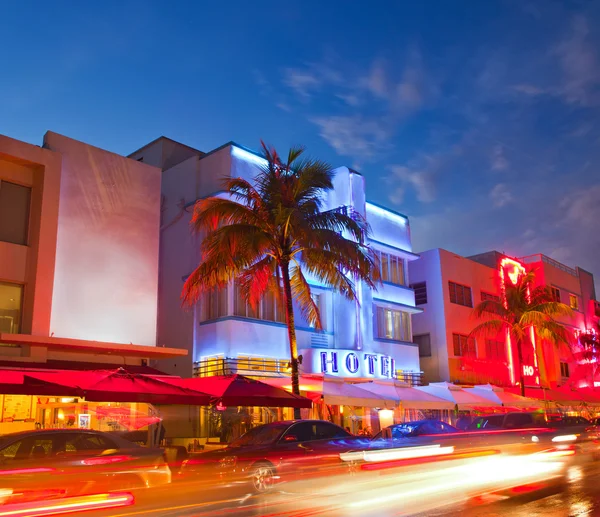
[448,357,512,387]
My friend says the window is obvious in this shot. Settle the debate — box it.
[569,294,579,311]
[234,282,286,324]
[199,287,228,322]
[0,282,23,333]
[0,180,31,245]
[551,286,561,302]
[374,251,405,286]
[287,422,315,442]
[410,282,428,305]
[375,306,411,342]
[308,293,323,329]
[453,333,476,357]
[448,282,473,307]
[64,433,115,452]
[413,334,432,357]
[314,422,349,440]
[560,362,570,378]
[481,291,500,303]
[485,339,505,361]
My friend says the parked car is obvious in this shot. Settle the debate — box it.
[372,420,459,442]
[180,420,370,493]
[468,412,600,460]
[0,429,171,506]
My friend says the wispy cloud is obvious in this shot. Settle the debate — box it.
[387,154,438,205]
[491,144,509,171]
[277,51,432,161]
[490,183,514,207]
[311,115,390,159]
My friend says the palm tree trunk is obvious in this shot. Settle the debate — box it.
[280,260,302,420]
[516,339,526,397]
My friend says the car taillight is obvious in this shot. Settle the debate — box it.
[82,455,133,466]
[0,468,55,476]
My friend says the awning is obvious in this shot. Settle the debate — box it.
[464,384,544,409]
[260,375,395,408]
[416,382,501,410]
[0,368,212,405]
[159,374,312,409]
[353,381,455,410]
[505,386,596,406]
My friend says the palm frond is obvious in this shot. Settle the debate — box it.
[236,256,280,310]
[289,264,322,330]
[469,319,508,340]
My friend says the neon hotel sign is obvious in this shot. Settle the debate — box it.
[315,350,395,379]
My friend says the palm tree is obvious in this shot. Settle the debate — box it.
[470,270,573,396]
[182,143,380,418]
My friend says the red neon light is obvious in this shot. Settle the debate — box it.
[0,492,134,517]
[0,468,55,476]
[81,455,133,466]
[499,258,540,387]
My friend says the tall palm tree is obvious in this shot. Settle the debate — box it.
[470,270,573,396]
[182,143,380,418]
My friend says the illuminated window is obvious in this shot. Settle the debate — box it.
[569,294,579,311]
[448,282,473,308]
[199,287,228,322]
[410,282,428,305]
[375,306,411,342]
[413,333,431,357]
[233,282,286,324]
[374,251,406,286]
[485,339,505,361]
[0,282,23,333]
[560,362,570,378]
[550,286,561,302]
[0,180,31,246]
[452,333,476,357]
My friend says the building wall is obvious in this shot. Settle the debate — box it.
[156,141,421,380]
[0,135,62,339]
[408,249,447,383]
[411,248,598,389]
[43,132,162,347]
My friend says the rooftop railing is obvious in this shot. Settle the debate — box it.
[520,254,578,277]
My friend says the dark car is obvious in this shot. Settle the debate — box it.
[180,420,369,493]
[468,412,600,460]
[468,412,549,431]
[373,420,459,442]
[0,429,171,506]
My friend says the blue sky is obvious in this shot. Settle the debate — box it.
[1,1,599,282]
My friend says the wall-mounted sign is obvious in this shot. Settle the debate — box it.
[302,349,396,379]
[78,414,91,429]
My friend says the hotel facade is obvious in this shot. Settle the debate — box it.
[130,138,423,387]
[408,248,599,391]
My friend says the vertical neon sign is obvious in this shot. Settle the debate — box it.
[500,257,537,384]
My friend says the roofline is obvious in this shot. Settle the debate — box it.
[127,136,204,158]
[0,333,188,359]
[365,201,409,221]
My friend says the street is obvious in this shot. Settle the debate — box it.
[71,458,600,517]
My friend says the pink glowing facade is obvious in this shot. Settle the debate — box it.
[409,249,599,390]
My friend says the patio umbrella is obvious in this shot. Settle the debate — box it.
[24,368,212,405]
[416,382,501,410]
[161,374,312,408]
[464,384,544,408]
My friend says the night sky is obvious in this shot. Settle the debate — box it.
[2,1,599,283]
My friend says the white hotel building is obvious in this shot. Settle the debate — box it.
[130,138,422,388]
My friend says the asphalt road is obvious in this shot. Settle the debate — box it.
[70,461,600,517]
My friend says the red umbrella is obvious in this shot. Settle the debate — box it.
[161,374,312,408]
[23,368,212,405]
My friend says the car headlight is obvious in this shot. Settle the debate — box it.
[531,435,539,443]
[552,434,578,443]
[218,456,237,469]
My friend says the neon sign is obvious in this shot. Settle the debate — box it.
[302,349,396,379]
[499,257,540,387]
